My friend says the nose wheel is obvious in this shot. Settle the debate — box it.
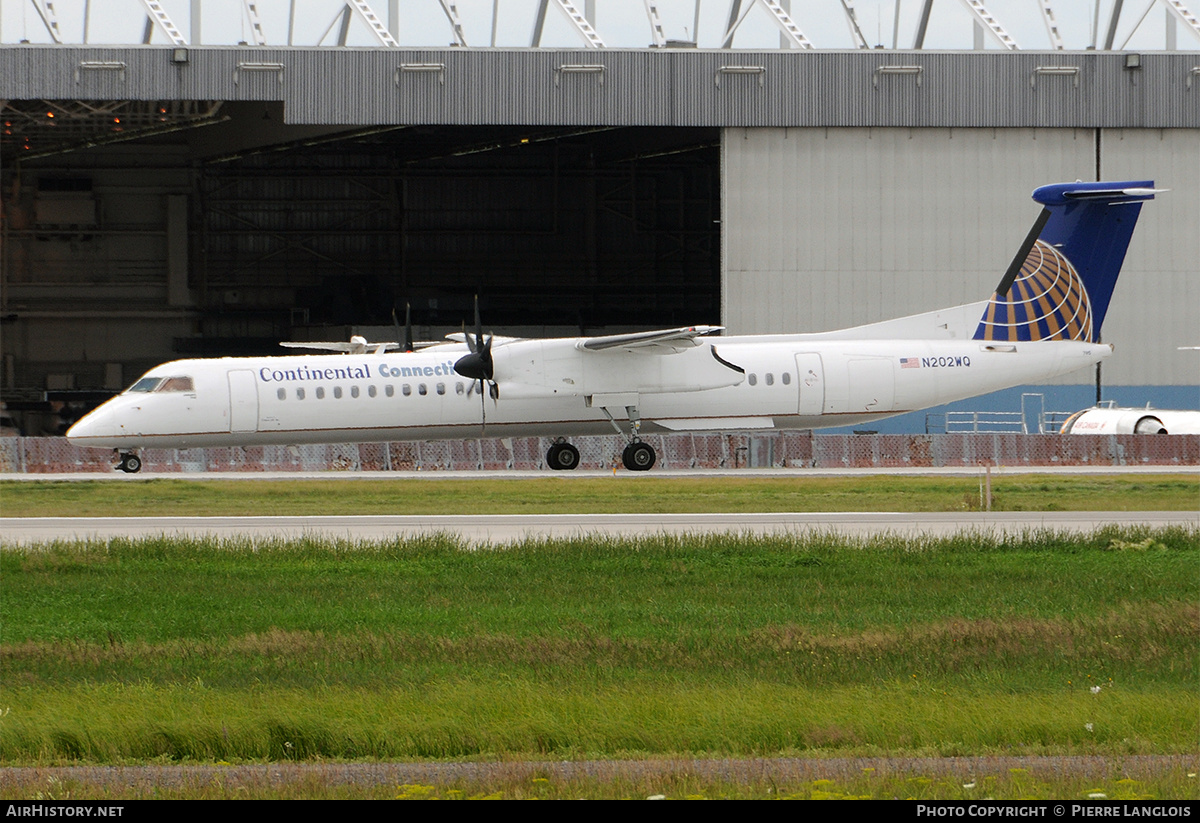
[116,452,141,473]
[546,442,580,471]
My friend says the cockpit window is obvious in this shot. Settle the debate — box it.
[127,377,163,393]
[157,376,194,393]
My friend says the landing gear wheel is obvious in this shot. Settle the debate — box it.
[547,443,580,471]
[117,453,141,473]
[621,442,656,472]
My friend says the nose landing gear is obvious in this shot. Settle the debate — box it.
[115,451,142,473]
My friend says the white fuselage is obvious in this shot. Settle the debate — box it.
[66,334,1111,450]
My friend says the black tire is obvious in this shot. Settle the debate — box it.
[121,454,142,473]
[547,443,580,471]
[622,442,655,472]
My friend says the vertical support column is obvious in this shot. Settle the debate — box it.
[531,0,549,45]
[1103,0,1125,50]
[913,0,933,47]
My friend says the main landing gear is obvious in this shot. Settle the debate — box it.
[621,441,656,472]
[546,441,580,471]
[604,403,656,472]
[115,451,142,473]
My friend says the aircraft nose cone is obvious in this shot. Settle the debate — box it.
[66,406,115,444]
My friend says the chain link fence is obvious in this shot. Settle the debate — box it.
[2,433,1196,473]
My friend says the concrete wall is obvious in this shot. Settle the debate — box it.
[721,126,1200,388]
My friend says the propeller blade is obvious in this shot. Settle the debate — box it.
[454,295,495,382]
[463,320,477,354]
[473,294,486,355]
[393,304,416,354]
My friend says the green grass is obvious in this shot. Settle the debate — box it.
[2,528,1196,766]
[1,474,1197,516]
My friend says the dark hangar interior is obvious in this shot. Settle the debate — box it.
[2,100,720,429]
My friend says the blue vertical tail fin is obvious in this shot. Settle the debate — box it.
[973,180,1161,343]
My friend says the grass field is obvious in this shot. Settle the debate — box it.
[3,528,1196,782]
[1,473,1197,516]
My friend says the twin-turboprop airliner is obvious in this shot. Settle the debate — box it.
[67,180,1160,473]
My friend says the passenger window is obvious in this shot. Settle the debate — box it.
[277,388,286,400]
[333,386,343,399]
[386,385,394,398]
[766,373,774,386]
[437,383,445,396]
[316,387,325,399]
[418,384,428,396]
[351,386,360,398]
[297,387,306,400]
[402,384,411,397]
[368,385,376,398]
[748,374,757,386]
[455,383,465,395]
[782,372,791,385]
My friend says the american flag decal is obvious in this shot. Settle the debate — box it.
[900,357,921,369]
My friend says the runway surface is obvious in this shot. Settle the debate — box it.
[3,511,1194,544]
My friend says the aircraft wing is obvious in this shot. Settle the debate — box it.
[444,333,523,346]
[280,341,400,354]
[578,325,723,352]
[282,339,446,354]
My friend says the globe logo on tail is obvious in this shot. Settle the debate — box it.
[974,240,1094,343]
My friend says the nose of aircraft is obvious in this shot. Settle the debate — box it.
[66,404,116,444]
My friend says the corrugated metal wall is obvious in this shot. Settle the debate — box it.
[720,126,1199,387]
[2,47,1198,128]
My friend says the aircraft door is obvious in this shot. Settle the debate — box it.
[227,370,259,433]
[794,353,824,417]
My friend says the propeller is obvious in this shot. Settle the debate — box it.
[453,295,499,433]
[392,303,415,353]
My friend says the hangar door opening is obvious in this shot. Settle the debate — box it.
[195,125,721,348]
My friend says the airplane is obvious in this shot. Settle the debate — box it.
[67,179,1162,473]
[1061,405,1200,435]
